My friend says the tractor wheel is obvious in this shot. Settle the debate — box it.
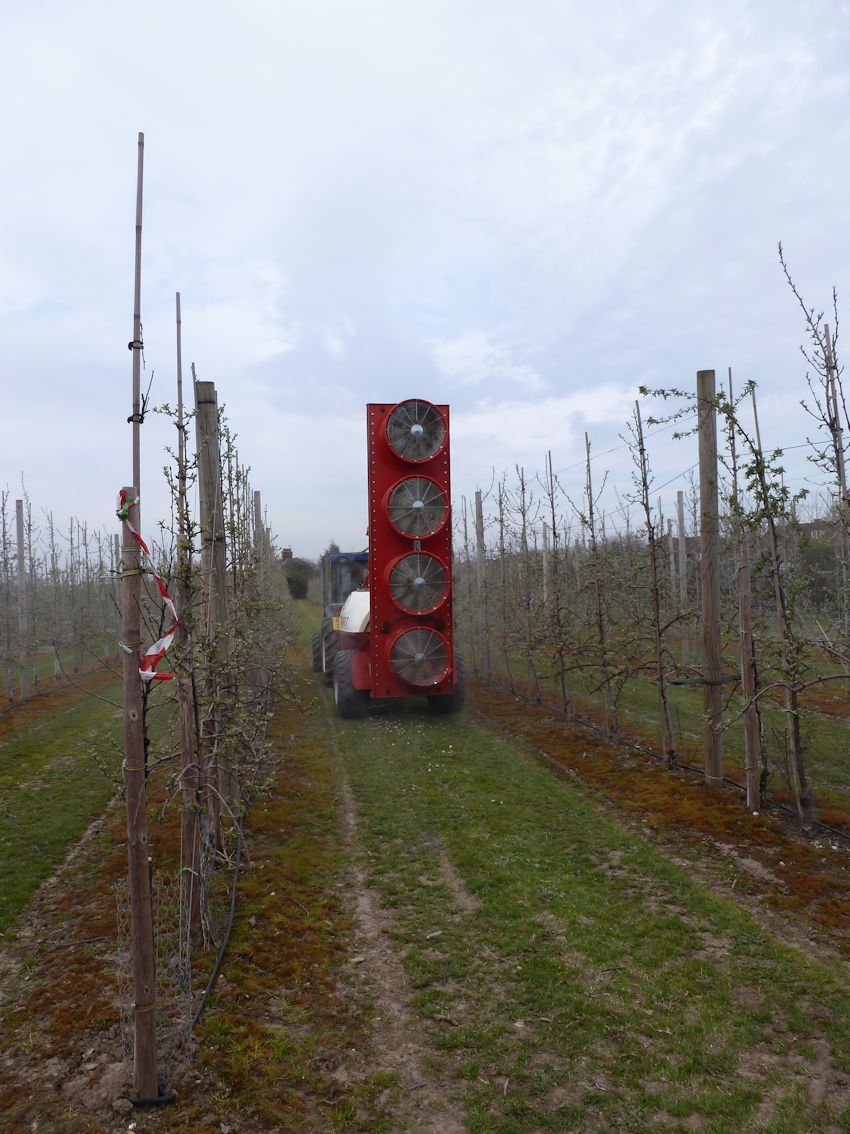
[428,652,466,714]
[311,634,322,673]
[333,650,370,719]
[321,626,337,686]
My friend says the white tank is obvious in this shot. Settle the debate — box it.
[339,590,371,634]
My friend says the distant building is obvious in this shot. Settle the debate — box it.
[281,547,293,562]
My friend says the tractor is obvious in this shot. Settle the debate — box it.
[331,398,465,719]
[312,550,369,685]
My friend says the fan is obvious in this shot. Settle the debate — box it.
[390,628,450,686]
[386,400,446,462]
[387,477,448,537]
[389,552,449,613]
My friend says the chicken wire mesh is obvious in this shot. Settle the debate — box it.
[115,850,239,1083]
[115,870,194,1081]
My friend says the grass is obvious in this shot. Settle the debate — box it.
[4,599,850,1132]
[328,678,850,1131]
[498,645,850,815]
[0,673,172,934]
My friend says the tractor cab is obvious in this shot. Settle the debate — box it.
[323,552,369,619]
[312,550,368,683]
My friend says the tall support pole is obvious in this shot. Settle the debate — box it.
[541,523,550,609]
[676,491,688,666]
[16,499,28,700]
[175,294,202,952]
[195,380,237,817]
[130,133,145,495]
[120,487,158,1101]
[253,490,263,566]
[824,323,850,646]
[122,130,159,1101]
[474,489,490,681]
[697,370,723,785]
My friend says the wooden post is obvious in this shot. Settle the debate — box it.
[698,370,723,785]
[676,490,688,666]
[474,489,490,680]
[120,486,158,1101]
[195,379,237,817]
[541,522,550,609]
[253,490,262,563]
[496,481,514,692]
[16,500,28,700]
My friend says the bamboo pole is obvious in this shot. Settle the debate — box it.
[130,133,145,495]
[697,370,723,785]
[121,131,160,1102]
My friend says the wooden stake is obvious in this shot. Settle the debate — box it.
[194,380,237,819]
[16,499,28,700]
[697,370,723,785]
[120,486,158,1100]
[676,490,688,666]
[474,489,490,681]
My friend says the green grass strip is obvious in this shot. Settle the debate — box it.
[330,696,850,1133]
[0,681,171,934]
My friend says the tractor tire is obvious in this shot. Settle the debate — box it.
[311,634,322,673]
[428,652,466,714]
[333,650,370,720]
[321,628,338,686]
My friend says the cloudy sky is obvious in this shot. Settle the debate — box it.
[1,0,848,558]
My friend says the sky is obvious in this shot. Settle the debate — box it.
[1,0,849,560]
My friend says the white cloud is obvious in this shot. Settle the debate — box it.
[0,0,848,556]
[431,333,544,392]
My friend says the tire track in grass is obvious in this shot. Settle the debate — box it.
[333,729,468,1134]
[332,702,850,1133]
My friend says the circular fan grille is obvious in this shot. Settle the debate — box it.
[389,553,449,613]
[387,477,448,537]
[390,629,450,687]
[386,400,446,462]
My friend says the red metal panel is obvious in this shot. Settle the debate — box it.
[367,401,454,698]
